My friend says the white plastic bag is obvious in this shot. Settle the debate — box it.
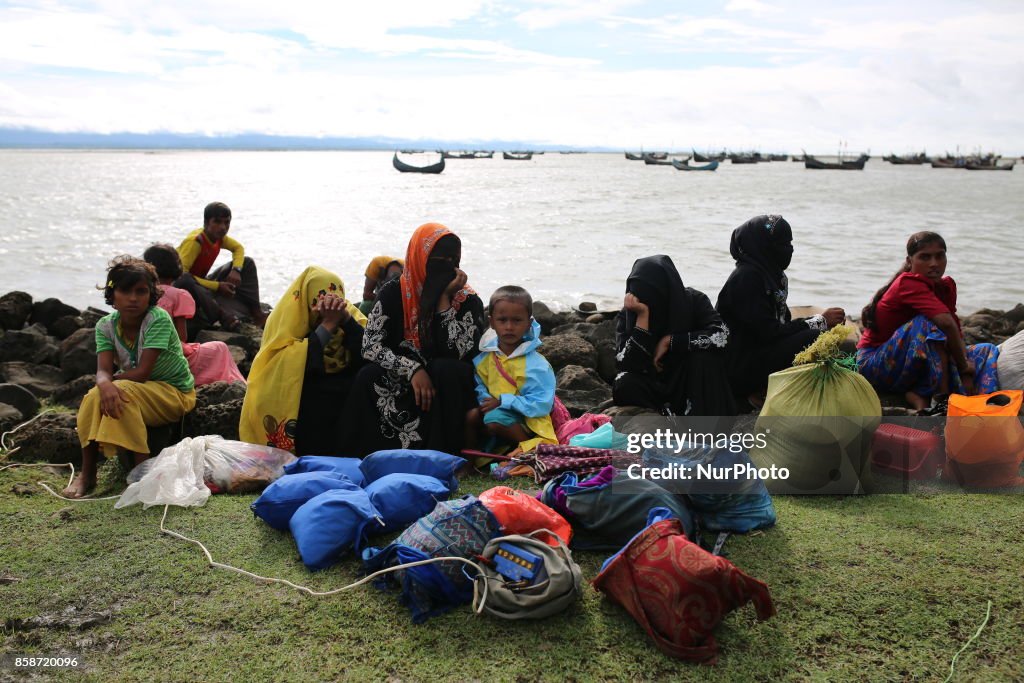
[998,330,1024,391]
[116,437,211,509]
[200,436,296,493]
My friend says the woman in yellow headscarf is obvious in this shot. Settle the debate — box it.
[239,266,367,454]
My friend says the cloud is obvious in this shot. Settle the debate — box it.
[724,0,780,16]
[0,1,1021,152]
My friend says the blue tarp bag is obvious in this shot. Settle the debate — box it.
[290,488,382,571]
[251,472,359,531]
[643,445,776,533]
[364,473,452,533]
[282,456,366,487]
[362,495,502,622]
[359,449,466,491]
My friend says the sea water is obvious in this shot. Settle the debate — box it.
[0,149,1020,315]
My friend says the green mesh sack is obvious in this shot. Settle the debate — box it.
[749,326,881,493]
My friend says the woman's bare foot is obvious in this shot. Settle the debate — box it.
[62,473,96,499]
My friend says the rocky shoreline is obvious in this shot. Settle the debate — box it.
[1,290,1022,465]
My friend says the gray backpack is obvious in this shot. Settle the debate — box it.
[474,531,583,620]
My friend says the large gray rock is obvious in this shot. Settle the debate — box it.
[551,322,597,338]
[0,383,40,418]
[538,334,597,373]
[532,301,570,336]
[0,362,64,398]
[0,328,61,365]
[80,307,108,328]
[50,315,85,341]
[227,345,249,376]
[0,291,32,330]
[184,398,243,441]
[60,328,97,380]
[6,412,80,464]
[555,364,612,417]
[194,380,248,409]
[196,329,260,356]
[0,403,24,433]
[51,375,96,408]
[30,298,80,332]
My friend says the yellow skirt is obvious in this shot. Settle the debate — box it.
[77,380,197,457]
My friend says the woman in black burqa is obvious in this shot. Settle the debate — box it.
[343,222,487,456]
[715,215,845,407]
[613,255,736,416]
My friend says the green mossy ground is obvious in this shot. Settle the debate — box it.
[1,458,1021,682]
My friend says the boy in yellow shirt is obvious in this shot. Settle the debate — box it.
[175,201,266,334]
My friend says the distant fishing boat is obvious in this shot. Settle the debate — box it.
[643,153,679,166]
[692,150,727,162]
[393,152,445,174]
[803,153,869,170]
[965,161,1015,171]
[441,151,479,159]
[473,151,494,158]
[767,153,789,162]
[883,152,929,165]
[503,152,533,160]
[672,159,719,172]
[624,152,643,160]
[729,154,759,164]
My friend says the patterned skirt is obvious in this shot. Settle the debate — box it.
[857,315,999,398]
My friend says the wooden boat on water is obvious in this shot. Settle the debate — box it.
[393,153,445,174]
[692,150,727,162]
[473,151,494,158]
[624,152,643,160]
[441,151,479,159]
[503,152,533,160]
[883,153,928,165]
[672,159,719,172]
[767,153,789,162]
[729,154,759,164]
[966,161,1015,171]
[804,153,869,170]
[643,153,688,166]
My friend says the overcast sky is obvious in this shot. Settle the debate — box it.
[1,0,1021,152]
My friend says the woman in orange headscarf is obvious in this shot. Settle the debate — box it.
[345,223,487,455]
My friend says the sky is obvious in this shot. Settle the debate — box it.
[1,0,1022,153]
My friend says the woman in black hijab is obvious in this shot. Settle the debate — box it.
[613,255,735,416]
[715,215,845,407]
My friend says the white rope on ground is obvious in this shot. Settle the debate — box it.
[159,504,491,612]
[3,451,492,612]
[0,408,56,455]
[0,462,120,502]
[943,600,992,683]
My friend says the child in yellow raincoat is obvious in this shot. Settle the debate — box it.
[473,286,558,454]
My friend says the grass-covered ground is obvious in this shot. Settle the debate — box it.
[1,458,1022,683]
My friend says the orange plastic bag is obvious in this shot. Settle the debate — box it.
[943,390,1024,487]
[478,487,572,547]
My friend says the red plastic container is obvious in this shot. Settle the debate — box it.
[870,423,944,479]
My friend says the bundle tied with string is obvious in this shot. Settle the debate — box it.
[750,325,881,493]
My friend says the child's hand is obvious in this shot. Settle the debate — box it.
[479,397,500,413]
[99,382,128,419]
[225,269,242,287]
[623,293,648,315]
